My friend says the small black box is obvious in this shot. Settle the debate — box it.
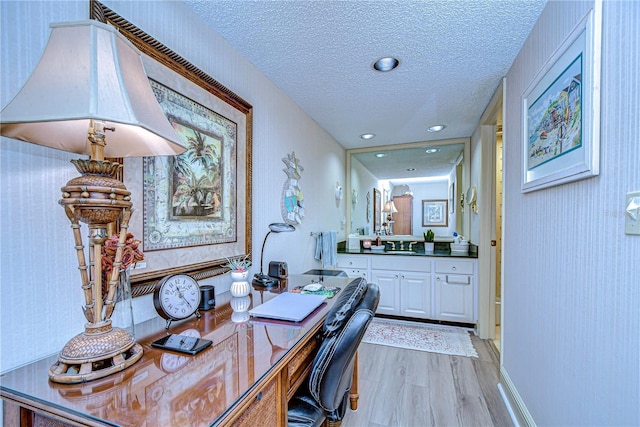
[199,285,215,310]
[268,261,288,279]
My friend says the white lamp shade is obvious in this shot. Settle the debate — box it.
[383,200,398,213]
[0,20,185,157]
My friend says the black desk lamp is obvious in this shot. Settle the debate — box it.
[253,222,295,287]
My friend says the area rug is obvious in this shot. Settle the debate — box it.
[362,318,478,358]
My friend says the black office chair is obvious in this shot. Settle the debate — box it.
[288,279,380,427]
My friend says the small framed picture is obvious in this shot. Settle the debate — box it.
[422,199,448,227]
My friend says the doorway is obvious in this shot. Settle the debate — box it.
[494,126,503,351]
[477,78,504,351]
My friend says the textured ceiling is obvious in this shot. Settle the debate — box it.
[182,0,546,175]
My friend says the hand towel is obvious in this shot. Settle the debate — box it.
[321,230,337,268]
[314,233,323,261]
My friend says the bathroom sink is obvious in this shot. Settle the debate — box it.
[388,250,417,255]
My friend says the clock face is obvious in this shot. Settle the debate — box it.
[154,274,201,321]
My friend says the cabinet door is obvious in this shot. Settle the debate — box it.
[392,195,413,235]
[434,274,474,322]
[371,270,400,315]
[399,272,431,318]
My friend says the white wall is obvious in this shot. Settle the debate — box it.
[501,0,639,425]
[0,0,345,373]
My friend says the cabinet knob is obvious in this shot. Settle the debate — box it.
[452,266,457,271]
[349,261,353,265]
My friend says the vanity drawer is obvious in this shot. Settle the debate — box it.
[373,256,430,272]
[435,260,474,275]
[336,255,368,269]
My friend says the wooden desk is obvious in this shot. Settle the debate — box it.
[1,275,357,426]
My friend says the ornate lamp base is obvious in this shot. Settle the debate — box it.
[48,322,143,384]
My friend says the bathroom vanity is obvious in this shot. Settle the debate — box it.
[337,238,477,325]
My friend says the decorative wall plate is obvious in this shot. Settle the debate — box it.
[280,151,305,225]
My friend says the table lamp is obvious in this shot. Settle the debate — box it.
[382,200,398,234]
[0,20,186,383]
[252,223,295,287]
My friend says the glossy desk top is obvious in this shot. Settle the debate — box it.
[0,275,352,426]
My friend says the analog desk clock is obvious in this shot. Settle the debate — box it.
[153,274,201,329]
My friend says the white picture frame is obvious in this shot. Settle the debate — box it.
[521,5,602,193]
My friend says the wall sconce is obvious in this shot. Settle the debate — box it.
[253,223,295,287]
[466,186,478,214]
[0,21,185,383]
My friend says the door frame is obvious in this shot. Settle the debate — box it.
[476,79,505,341]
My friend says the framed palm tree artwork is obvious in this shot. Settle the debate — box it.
[143,80,239,251]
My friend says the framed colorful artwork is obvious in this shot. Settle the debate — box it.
[521,5,601,192]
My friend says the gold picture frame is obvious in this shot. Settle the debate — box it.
[91,1,252,296]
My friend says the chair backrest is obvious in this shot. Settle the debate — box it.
[307,282,380,412]
[322,277,368,337]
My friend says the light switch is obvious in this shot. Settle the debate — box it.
[625,191,640,235]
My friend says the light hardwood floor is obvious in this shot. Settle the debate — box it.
[343,334,513,427]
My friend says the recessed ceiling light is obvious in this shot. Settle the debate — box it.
[406,168,416,171]
[372,57,399,72]
[375,153,386,158]
[360,133,376,140]
[427,124,446,132]
[425,148,440,154]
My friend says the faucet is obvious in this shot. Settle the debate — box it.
[389,242,396,250]
[408,241,418,251]
[399,241,405,251]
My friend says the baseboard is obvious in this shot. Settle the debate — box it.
[499,366,536,427]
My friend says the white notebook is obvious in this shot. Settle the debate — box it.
[248,292,327,322]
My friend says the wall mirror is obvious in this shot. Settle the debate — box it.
[346,137,470,239]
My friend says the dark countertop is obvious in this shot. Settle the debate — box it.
[338,247,478,259]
